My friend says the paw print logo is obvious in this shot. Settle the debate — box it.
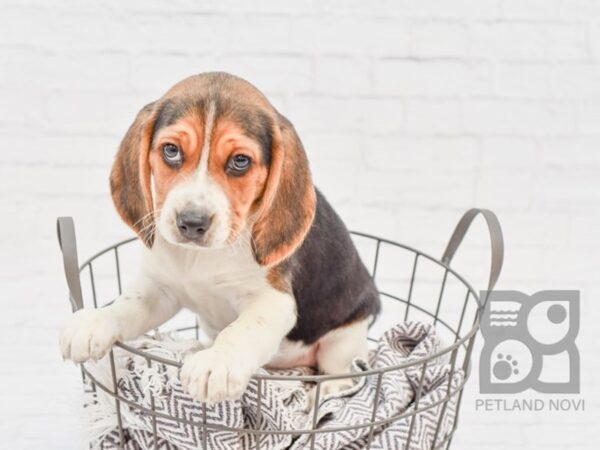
[493,353,519,380]
[484,339,531,386]
[480,290,579,394]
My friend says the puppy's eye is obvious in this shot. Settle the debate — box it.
[162,143,182,166]
[226,154,252,175]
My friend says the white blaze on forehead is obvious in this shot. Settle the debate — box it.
[197,100,217,177]
[154,98,232,247]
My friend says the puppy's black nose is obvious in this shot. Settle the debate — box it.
[176,211,212,241]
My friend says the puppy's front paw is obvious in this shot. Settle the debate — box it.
[59,309,122,362]
[180,348,255,403]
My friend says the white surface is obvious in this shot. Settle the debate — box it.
[0,0,599,448]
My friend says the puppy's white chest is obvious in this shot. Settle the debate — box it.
[147,237,267,336]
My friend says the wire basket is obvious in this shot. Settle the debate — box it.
[57,208,503,450]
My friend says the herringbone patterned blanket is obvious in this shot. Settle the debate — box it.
[84,322,462,450]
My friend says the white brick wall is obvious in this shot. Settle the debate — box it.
[1,0,599,448]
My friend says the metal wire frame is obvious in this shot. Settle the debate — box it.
[58,209,503,450]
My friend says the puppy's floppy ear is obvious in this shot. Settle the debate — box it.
[110,102,157,246]
[252,114,317,266]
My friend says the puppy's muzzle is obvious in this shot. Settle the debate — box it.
[176,210,212,242]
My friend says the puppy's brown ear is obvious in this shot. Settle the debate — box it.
[110,102,157,246]
[252,114,317,266]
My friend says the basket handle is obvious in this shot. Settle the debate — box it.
[441,208,504,307]
[57,217,84,312]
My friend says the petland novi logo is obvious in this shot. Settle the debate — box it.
[476,290,584,412]
[480,290,579,394]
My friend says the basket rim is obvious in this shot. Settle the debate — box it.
[77,231,482,382]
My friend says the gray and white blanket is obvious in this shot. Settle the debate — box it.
[84,322,462,450]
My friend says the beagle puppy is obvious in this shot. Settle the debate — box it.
[60,72,380,402]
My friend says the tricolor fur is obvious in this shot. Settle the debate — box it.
[60,72,380,402]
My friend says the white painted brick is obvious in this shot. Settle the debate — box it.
[374,59,490,96]
[49,11,109,51]
[44,91,109,133]
[405,99,462,133]
[578,101,600,134]
[457,423,528,444]
[464,99,577,135]
[289,96,363,132]
[391,210,465,246]
[0,164,108,198]
[106,91,156,135]
[364,136,479,172]
[302,132,363,204]
[524,424,598,445]
[556,0,600,20]
[292,97,405,134]
[388,0,502,19]
[354,98,405,133]
[545,23,589,60]
[571,215,600,248]
[130,53,196,92]
[539,165,600,212]
[469,23,587,61]
[105,14,231,54]
[551,64,600,99]
[357,168,476,209]
[216,55,313,94]
[0,87,45,126]
[301,132,362,164]
[542,137,600,166]
[409,21,469,57]
[500,0,563,19]
[340,204,401,241]
[590,21,600,60]
[211,0,328,15]
[315,57,371,95]
[312,161,360,204]
[469,22,547,60]
[0,48,53,88]
[475,168,535,210]
[290,16,411,56]
[117,0,216,14]
[481,137,537,169]
[43,135,118,166]
[0,5,55,47]
[229,15,293,53]
[495,211,571,247]
[493,63,550,98]
[0,134,46,164]
[47,52,130,91]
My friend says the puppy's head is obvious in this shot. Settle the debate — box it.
[110,72,316,266]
